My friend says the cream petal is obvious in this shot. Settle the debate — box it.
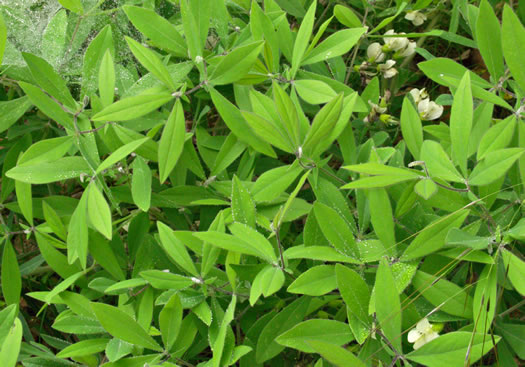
[416,318,432,333]
[407,329,422,343]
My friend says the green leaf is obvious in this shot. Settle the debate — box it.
[6,156,91,184]
[406,332,500,366]
[159,293,182,352]
[91,303,162,351]
[123,5,186,56]
[96,137,149,175]
[291,1,316,76]
[158,100,185,183]
[131,156,151,212]
[126,37,176,90]
[0,97,32,134]
[256,296,311,363]
[342,174,419,189]
[241,110,294,153]
[42,201,67,241]
[251,164,303,203]
[400,97,423,160]
[476,0,504,79]
[87,182,112,240]
[0,318,22,367]
[308,340,366,367]
[58,0,83,14]
[313,202,360,259]
[412,271,473,318]
[469,148,525,186]
[42,9,67,68]
[477,116,515,160]
[276,319,354,353]
[402,209,469,260]
[420,140,464,183]
[139,270,193,291]
[285,245,360,264]
[302,28,366,65]
[414,178,438,199]
[335,264,371,327]
[82,25,114,97]
[22,52,77,110]
[92,94,172,122]
[303,94,343,154]
[157,222,198,276]
[99,50,115,108]
[211,133,246,176]
[367,188,396,256]
[228,222,277,262]
[18,82,73,130]
[334,5,362,28]
[210,41,264,85]
[287,265,337,296]
[56,338,109,358]
[1,240,21,306]
[231,176,256,227]
[18,136,74,166]
[294,80,337,105]
[209,88,275,157]
[343,163,421,178]
[375,258,402,352]
[0,13,6,65]
[67,191,89,269]
[450,72,473,175]
[500,249,525,296]
[15,179,32,226]
[273,81,300,150]
[418,58,492,89]
[473,264,498,334]
[211,295,236,367]
[45,270,84,304]
[502,5,525,92]
[250,265,285,305]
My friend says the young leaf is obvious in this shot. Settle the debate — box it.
[96,137,149,174]
[99,50,115,108]
[273,81,300,150]
[401,209,469,260]
[251,163,303,203]
[126,37,176,90]
[469,148,525,186]
[375,258,402,353]
[302,28,366,65]
[302,93,343,154]
[1,240,21,306]
[477,116,515,160]
[91,302,162,351]
[0,318,22,367]
[67,191,89,269]
[209,41,264,85]
[420,140,464,183]
[158,100,185,183]
[276,319,354,353]
[414,178,438,199]
[291,1,316,76]
[231,175,256,227]
[92,94,172,122]
[313,202,360,259]
[256,296,311,363]
[82,25,114,97]
[157,222,198,276]
[131,156,152,212]
[287,265,337,296]
[228,222,277,262]
[42,201,67,241]
[87,182,112,240]
[334,5,362,28]
[241,111,294,153]
[6,157,91,184]
[250,265,285,305]
[123,5,186,56]
[209,88,275,157]
[56,338,109,358]
[450,72,472,175]
[400,97,423,160]
[294,80,337,105]
[502,5,525,92]
[476,0,504,80]
[159,293,182,352]
[308,340,367,367]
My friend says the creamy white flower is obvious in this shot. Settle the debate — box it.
[405,10,427,26]
[367,42,386,63]
[379,60,398,79]
[409,88,429,104]
[408,318,440,349]
[383,30,409,52]
[195,55,203,64]
[418,98,444,120]
[396,41,417,57]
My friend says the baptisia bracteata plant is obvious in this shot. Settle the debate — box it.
[0,0,524,366]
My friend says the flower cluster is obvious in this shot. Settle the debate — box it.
[405,10,427,26]
[366,30,416,79]
[409,88,444,120]
[407,318,440,350]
